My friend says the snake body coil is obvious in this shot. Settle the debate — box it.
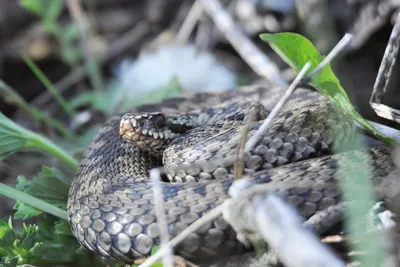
[67,86,397,262]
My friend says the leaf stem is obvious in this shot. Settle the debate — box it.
[24,132,79,171]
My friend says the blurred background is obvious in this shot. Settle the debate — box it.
[2,0,400,124]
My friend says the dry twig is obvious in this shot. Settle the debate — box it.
[244,62,311,153]
[223,181,346,267]
[199,0,287,86]
[370,11,400,124]
[176,1,203,44]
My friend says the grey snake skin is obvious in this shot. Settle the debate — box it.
[67,85,398,262]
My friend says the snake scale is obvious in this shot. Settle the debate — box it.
[67,84,398,263]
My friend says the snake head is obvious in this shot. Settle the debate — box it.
[120,112,194,155]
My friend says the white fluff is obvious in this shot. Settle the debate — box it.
[114,44,236,98]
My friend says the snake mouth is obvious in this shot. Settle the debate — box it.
[120,113,178,153]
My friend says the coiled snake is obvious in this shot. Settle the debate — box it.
[67,85,398,263]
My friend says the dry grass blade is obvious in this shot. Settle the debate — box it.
[234,104,258,179]
[150,168,174,267]
[66,0,104,92]
[198,0,287,86]
[138,204,224,267]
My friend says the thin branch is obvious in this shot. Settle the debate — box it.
[307,33,353,79]
[223,181,346,267]
[177,1,203,44]
[244,62,311,153]
[252,195,346,267]
[138,204,224,267]
[371,11,400,100]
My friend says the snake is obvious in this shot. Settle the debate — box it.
[67,84,398,263]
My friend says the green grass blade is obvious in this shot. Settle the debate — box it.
[86,55,105,93]
[0,183,67,221]
[0,79,75,139]
[21,54,74,117]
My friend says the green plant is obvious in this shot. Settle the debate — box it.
[260,32,395,145]
[19,0,81,67]
[0,216,102,266]
[0,80,75,139]
[261,32,391,266]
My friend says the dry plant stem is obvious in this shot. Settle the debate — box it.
[223,182,346,267]
[177,0,203,44]
[234,106,257,179]
[251,195,346,267]
[138,204,224,267]
[244,62,311,153]
[307,33,353,79]
[198,0,287,86]
[369,12,400,123]
[150,168,174,267]
[66,0,104,92]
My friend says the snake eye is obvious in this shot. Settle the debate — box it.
[153,114,167,128]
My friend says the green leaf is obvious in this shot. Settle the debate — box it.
[14,203,43,220]
[54,220,79,252]
[0,113,26,160]
[0,112,78,169]
[54,219,73,236]
[151,245,160,255]
[19,0,44,16]
[1,256,18,267]
[260,32,395,145]
[63,24,81,43]
[19,0,63,21]
[0,182,68,221]
[0,221,15,247]
[20,224,40,249]
[14,166,71,219]
[0,216,98,266]
[44,0,63,22]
